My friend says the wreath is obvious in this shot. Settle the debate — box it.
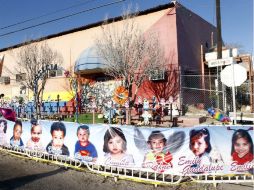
[113,86,129,105]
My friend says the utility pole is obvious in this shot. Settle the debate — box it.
[216,0,229,112]
[215,0,223,110]
[216,0,236,124]
[216,0,222,59]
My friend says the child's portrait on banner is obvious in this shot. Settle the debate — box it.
[74,125,98,162]
[142,130,173,172]
[103,127,134,167]
[26,123,44,151]
[231,129,253,165]
[10,120,24,148]
[46,122,70,156]
[0,119,7,146]
[189,128,212,165]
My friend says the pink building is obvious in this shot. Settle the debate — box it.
[0,2,216,108]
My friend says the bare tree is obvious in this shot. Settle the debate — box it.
[9,41,63,118]
[62,66,77,98]
[95,9,166,106]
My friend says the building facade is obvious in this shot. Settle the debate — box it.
[0,2,216,106]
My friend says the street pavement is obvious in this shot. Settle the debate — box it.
[0,150,253,190]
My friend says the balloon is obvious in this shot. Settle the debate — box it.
[0,108,16,122]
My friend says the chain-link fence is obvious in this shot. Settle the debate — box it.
[181,74,254,114]
[76,71,253,123]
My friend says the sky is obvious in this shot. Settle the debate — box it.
[0,0,253,54]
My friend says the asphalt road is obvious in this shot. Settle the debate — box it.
[0,150,253,190]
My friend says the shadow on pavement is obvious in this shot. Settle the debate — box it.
[0,167,65,190]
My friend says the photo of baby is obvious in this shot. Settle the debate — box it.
[143,130,172,166]
[46,122,69,156]
[74,125,97,162]
[103,127,134,167]
[10,120,24,148]
[26,121,44,151]
[189,128,212,165]
[231,129,253,165]
[0,119,7,146]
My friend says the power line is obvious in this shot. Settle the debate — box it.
[0,0,125,38]
[0,0,96,30]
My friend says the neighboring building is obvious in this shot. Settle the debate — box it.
[0,2,217,105]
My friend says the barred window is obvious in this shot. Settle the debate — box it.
[149,69,165,81]
[48,69,63,78]
[0,76,10,84]
[16,73,26,82]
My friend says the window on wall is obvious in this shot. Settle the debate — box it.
[96,76,111,81]
[48,69,63,78]
[149,69,165,81]
[0,76,10,84]
[16,73,26,82]
[20,85,26,95]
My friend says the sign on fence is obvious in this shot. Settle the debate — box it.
[0,119,253,176]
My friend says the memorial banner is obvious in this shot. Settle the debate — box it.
[0,119,253,176]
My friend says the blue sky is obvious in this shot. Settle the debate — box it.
[0,0,253,54]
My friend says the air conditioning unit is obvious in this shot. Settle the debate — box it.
[149,70,165,81]
[0,76,10,84]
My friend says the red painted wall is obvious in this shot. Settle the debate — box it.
[136,6,179,103]
[135,3,217,104]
